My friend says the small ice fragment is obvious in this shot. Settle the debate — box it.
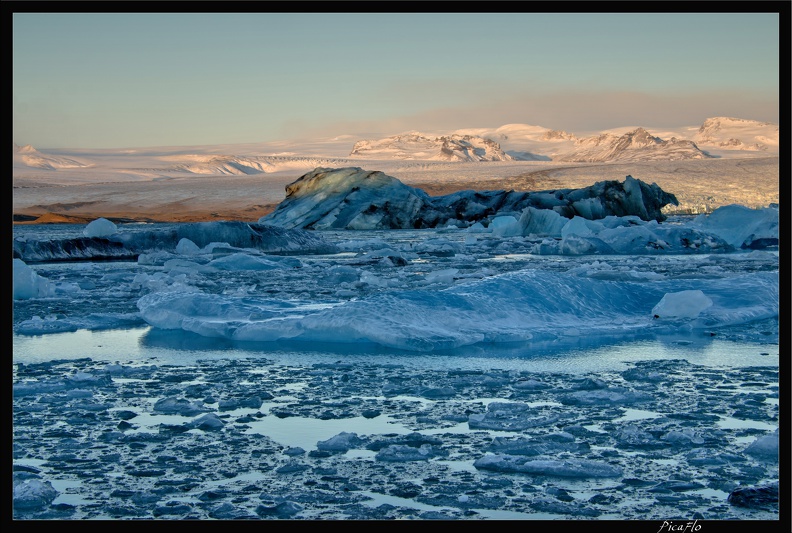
[652,290,713,319]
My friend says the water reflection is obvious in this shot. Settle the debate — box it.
[13,324,778,373]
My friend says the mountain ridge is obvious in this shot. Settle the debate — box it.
[349,133,513,162]
[554,128,711,162]
[13,117,778,174]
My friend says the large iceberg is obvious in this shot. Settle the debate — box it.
[260,167,679,230]
[137,269,778,352]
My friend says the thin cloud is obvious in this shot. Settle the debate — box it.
[295,89,779,141]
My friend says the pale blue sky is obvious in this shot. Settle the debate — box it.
[13,12,781,149]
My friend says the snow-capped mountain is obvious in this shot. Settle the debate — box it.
[162,155,273,175]
[349,133,513,162]
[692,117,779,152]
[12,117,778,183]
[554,128,711,162]
[453,123,578,160]
[449,124,578,161]
[350,127,712,163]
[13,143,93,170]
[451,117,778,161]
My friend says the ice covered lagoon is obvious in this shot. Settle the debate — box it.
[12,209,780,521]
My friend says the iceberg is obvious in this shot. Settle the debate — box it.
[13,220,338,263]
[137,269,778,352]
[692,204,779,249]
[13,480,59,511]
[13,258,53,300]
[83,217,118,238]
[652,290,714,319]
[260,167,679,230]
[552,216,735,255]
[473,455,623,478]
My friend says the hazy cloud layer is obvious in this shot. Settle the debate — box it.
[288,89,780,140]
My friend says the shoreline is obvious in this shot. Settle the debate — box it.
[12,207,278,225]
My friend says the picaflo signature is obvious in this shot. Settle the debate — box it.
[657,520,702,533]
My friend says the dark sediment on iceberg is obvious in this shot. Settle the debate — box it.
[260,167,679,230]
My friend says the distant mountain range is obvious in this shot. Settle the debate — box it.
[13,117,778,177]
[434,117,778,162]
[456,116,778,161]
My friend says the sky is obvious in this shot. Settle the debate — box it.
[12,12,782,149]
